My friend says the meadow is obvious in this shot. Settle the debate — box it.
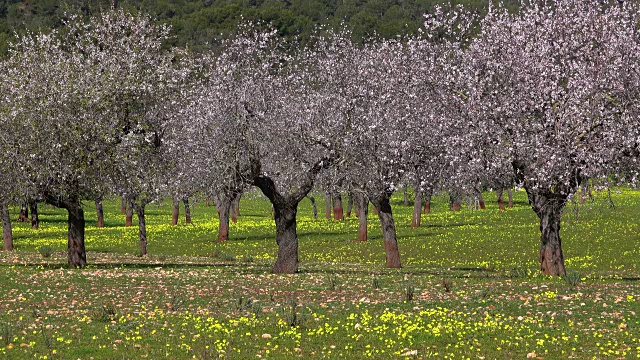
[0,189,638,359]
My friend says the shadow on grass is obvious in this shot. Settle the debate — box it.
[7,261,273,273]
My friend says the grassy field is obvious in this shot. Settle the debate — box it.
[0,189,638,359]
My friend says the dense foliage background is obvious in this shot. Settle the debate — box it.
[0,0,519,56]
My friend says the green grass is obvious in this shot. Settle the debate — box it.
[0,189,639,359]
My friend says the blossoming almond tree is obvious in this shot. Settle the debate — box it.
[463,0,638,275]
[175,27,357,273]
[97,12,192,256]
[332,6,475,268]
[5,10,187,266]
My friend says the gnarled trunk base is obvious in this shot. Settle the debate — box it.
[527,189,567,276]
[67,206,87,268]
[370,192,401,268]
[273,205,299,274]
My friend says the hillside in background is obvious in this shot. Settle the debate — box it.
[0,0,517,56]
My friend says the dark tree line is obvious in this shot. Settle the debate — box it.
[0,0,519,56]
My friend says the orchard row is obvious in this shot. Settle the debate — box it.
[1,1,639,275]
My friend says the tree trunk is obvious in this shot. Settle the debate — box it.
[95,198,104,228]
[272,203,299,273]
[136,203,148,256]
[17,203,29,222]
[332,193,344,220]
[1,202,13,251]
[324,192,331,219]
[527,189,567,276]
[497,188,505,211]
[478,196,486,210]
[231,194,239,224]
[451,196,461,212]
[475,188,486,210]
[252,155,335,274]
[411,189,422,229]
[370,192,401,268]
[423,190,432,214]
[346,192,354,217]
[403,185,410,206]
[308,196,318,219]
[121,195,127,215]
[183,198,192,224]
[507,188,513,208]
[357,194,368,242]
[125,199,133,227]
[217,194,232,242]
[43,194,86,267]
[66,204,87,268]
[29,199,39,229]
[172,198,180,225]
[213,196,221,218]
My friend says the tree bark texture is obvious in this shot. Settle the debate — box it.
[17,204,29,222]
[136,204,148,256]
[527,189,568,276]
[29,199,39,229]
[125,199,133,227]
[272,204,299,273]
[66,205,87,268]
[1,202,13,251]
[183,198,192,224]
[43,194,86,267]
[411,189,422,229]
[346,192,353,217]
[217,193,233,242]
[507,188,513,208]
[497,188,506,211]
[332,193,344,220]
[357,193,368,242]
[369,191,401,268]
[172,198,180,225]
[95,198,104,228]
[232,192,241,222]
[423,189,432,214]
[324,192,331,219]
[121,195,127,215]
[403,185,410,206]
[308,196,318,219]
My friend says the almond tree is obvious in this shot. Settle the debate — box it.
[6,28,106,267]
[463,0,637,275]
[5,10,186,266]
[175,27,355,273]
[334,7,474,268]
[99,12,191,256]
